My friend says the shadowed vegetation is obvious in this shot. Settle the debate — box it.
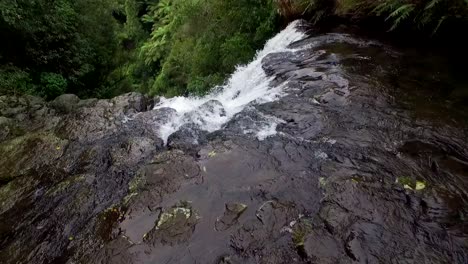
[278,0,468,34]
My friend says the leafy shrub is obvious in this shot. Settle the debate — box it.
[39,72,68,99]
[145,0,279,96]
[0,67,34,95]
[0,0,120,98]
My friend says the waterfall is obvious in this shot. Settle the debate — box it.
[154,20,306,143]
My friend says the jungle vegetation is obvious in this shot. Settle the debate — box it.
[1,0,466,99]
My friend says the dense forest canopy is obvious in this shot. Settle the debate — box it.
[0,0,279,99]
[0,0,467,100]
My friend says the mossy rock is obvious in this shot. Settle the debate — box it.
[0,176,39,214]
[215,202,248,231]
[292,218,313,248]
[45,174,87,197]
[396,177,426,191]
[144,201,200,246]
[0,117,25,141]
[0,132,68,182]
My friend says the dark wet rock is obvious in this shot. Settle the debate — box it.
[303,229,347,263]
[0,117,22,141]
[52,92,155,142]
[198,99,226,116]
[53,105,117,141]
[124,150,200,212]
[0,91,168,263]
[110,137,158,166]
[77,98,98,108]
[50,94,80,113]
[0,175,38,214]
[217,255,245,264]
[0,132,68,181]
[215,202,248,231]
[229,200,300,260]
[111,92,153,114]
[144,202,199,246]
[1,24,468,264]
[167,124,208,155]
[95,206,125,242]
[85,237,134,264]
[0,95,46,125]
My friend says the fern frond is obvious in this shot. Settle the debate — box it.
[373,0,401,16]
[425,0,441,10]
[387,4,415,20]
[387,4,415,30]
[432,15,447,35]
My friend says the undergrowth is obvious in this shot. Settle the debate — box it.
[280,0,468,34]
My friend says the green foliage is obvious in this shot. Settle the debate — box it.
[0,0,279,98]
[385,4,416,30]
[1,0,467,100]
[277,0,330,23]
[0,67,34,95]
[140,0,180,66]
[0,0,121,98]
[143,0,279,96]
[38,72,68,99]
[371,0,468,33]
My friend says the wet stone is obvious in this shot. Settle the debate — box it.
[303,229,347,263]
[1,22,468,264]
[0,132,68,181]
[144,202,199,246]
[215,203,248,231]
[50,94,80,113]
[167,124,208,155]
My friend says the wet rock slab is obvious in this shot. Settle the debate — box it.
[1,26,468,264]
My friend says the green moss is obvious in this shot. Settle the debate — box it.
[0,176,38,213]
[396,177,427,191]
[0,132,68,182]
[292,218,313,247]
[396,176,414,186]
[318,177,327,187]
[208,151,217,158]
[122,171,147,205]
[45,175,86,196]
[128,173,146,194]
[157,207,193,228]
[415,181,426,191]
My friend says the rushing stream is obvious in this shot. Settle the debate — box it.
[154,21,306,143]
[0,21,467,263]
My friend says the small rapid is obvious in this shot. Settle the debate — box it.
[154,21,306,143]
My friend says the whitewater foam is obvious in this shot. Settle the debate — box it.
[154,20,306,143]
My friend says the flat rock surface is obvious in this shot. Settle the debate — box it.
[0,27,467,264]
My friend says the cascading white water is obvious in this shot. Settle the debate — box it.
[154,21,306,143]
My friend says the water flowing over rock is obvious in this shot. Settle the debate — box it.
[0,21,467,264]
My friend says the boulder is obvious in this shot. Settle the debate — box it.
[50,94,80,113]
